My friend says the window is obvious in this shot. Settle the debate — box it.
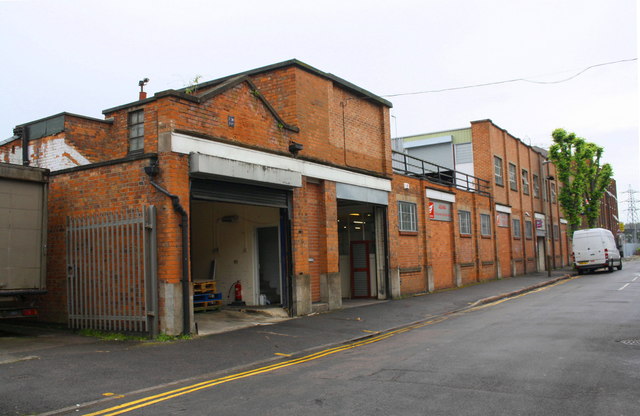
[553,224,559,240]
[533,174,540,198]
[512,218,521,238]
[494,156,503,186]
[551,183,557,203]
[458,210,471,235]
[509,163,518,191]
[128,110,144,152]
[522,169,530,195]
[525,220,533,239]
[398,201,417,232]
[480,213,491,236]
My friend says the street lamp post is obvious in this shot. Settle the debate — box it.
[542,160,555,277]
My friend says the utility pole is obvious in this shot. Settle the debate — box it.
[621,186,638,244]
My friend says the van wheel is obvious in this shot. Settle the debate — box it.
[608,261,614,273]
[617,260,623,271]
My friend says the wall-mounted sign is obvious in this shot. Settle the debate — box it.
[496,212,510,228]
[429,200,452,221]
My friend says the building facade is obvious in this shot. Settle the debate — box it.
[2,64,584,334]
[390,119,571,297]
[1,60,394,334]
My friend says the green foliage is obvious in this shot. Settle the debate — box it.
[79,329,192,342]
[548,128,613,233]
[79,329,146,341]
[185,75,202,95]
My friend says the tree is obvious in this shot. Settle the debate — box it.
[548,128,613,234]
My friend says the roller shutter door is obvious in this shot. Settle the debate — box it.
[191,179,289,208]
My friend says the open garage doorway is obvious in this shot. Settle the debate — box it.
[190,199,289,308]
[337,201,388,300]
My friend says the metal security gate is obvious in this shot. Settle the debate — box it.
[351,241,371,298]
[66,206,158,335]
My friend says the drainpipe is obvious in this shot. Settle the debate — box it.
[13,126,28,166]
[145,161,191,335]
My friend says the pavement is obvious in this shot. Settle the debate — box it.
[0,266,586,415]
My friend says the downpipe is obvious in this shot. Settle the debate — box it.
[149,179,191,336]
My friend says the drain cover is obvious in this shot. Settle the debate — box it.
[619,339,640,346]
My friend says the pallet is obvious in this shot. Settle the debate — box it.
[193,281,217,293]
[193,299,223,312]
[194,293,222,302]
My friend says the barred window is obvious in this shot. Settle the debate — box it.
[398,201,417,232]
[459,210,472,235]
[533,174,540,198]
[553,224,559,240]
[480,213,491,236]
[128,110,144,152]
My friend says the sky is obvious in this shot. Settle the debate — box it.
[1,0,638,219]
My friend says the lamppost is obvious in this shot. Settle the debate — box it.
[542,160,555,277]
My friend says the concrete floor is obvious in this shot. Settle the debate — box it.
[193,298,388,336]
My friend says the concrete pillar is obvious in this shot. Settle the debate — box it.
[390,268,401,299]
[320,272,342,310]
[426,265,435,292]
[496,259,503,279]
[159,281,183,336]
[455,264,462,287]
[293,273,312,316]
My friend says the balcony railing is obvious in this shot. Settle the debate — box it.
[392,151,491,197]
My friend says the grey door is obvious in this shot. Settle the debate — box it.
[257,226,281,304]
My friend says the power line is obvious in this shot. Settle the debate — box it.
[382,58,637,98]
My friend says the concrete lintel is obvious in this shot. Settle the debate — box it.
[190,153,302,188]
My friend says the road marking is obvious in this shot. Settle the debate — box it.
[81,276,578,416]
[632,276,639,282]
[618,283,630,291]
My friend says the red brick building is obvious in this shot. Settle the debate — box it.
[390,119,571,296]
[1,60,394,334]
[1,62,579,335]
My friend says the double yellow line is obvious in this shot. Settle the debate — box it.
[83,275,578,415]
[83,316,448,416]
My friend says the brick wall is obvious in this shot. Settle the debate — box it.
[44,156,161,322]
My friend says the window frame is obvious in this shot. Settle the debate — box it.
[494,156,504,186]
[508,163,518,191]
[128,110,144,153]
[458,210,472,235]
[512,217,521,239]
[480,213,491,237]
[398,201,418,232]
[521,169,530,195]
[525,220,533,239]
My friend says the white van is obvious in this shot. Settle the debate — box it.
[572,228,622,273]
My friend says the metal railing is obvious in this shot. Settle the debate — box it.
[66,206,158,335]
[392,151,491,197]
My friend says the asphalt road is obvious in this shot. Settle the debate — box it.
[70,262,640,416]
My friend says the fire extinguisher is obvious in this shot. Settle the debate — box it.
[234,280,243,302]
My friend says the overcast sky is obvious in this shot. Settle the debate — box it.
[1,0,637,218]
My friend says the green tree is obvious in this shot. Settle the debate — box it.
[548,128,613,234]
